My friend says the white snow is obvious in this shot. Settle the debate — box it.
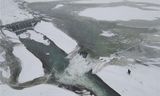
[79,6,160,21]
[65,54,94,77]
[2,30,44,83]
[35,21,77,54]
[0,84,78,96]
[23,0,58,3]
[97,64,160,96]
[92,56,115,73]
[19,30,50,46]
[59,53,98,85]
[13,45,44,83]
[100,30,116,37]
[0,0,32,25]
[3,30,21,43]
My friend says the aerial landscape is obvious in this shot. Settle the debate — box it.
[0,0,160,96]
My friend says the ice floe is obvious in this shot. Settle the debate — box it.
[79,6,160,21]
[13,45,44,83]
[35,21,77,54]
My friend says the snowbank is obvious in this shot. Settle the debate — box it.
[79,6,160,21]
[97,64,160,96]
[13,45,44,83]
[35,21,77,54]
[0,84,78,96]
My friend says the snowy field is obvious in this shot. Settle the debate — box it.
[0,0,32,25]
[0,84,78,96]
[79,6,160,21]
[97,64,160,96]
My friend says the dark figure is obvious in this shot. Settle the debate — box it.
[128,69,131,75]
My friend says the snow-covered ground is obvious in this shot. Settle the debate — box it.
[0,84,78,96]
[97,64,160,96]
[79,6,160,21]
[0,0,32,25]
[35,21,77,54]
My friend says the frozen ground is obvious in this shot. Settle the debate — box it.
[0,84,78,96]
[0,0,32,24]
[79,6,160,21]
[97,64,160,96]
